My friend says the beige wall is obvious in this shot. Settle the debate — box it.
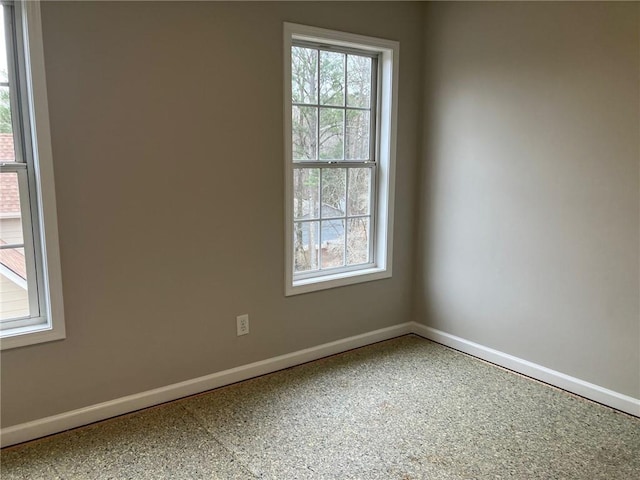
[0,2,424,427]
[416,2,639,397]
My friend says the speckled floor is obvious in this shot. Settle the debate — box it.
[2,335,639,479]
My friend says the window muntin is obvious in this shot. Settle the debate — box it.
[0,0,65,347]
[285,23,398,296]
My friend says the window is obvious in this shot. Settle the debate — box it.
[284,23,398,295]
[0,1,64,349]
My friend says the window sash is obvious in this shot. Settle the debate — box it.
[0,1,66,348]
[3,1,26,165]
[284,23,397,296]
[292,163,377,278]
[0,165,40,323]
[0,1,44,326]
[291,41,378,164]
[290,42,378,281]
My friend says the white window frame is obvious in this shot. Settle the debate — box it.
[0,0,65,349]
[284,23,398,296]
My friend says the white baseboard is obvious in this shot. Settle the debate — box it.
[0,322,413,448]
[411,322,640,418]
[3,321,638,448]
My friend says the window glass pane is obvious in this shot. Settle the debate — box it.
[294,221,319,272]
[0,247,29,320]
[348,168,371,216]
[347,55,372,108]
[320,219,344,269]
[346,110,370,160]
[321,168,345,218]
[291,47,318,105]
[320,51,344,106]
[0,7,7,83]
[319,108,343,160]
[292,106,317,161]
[347,217,370,265]
[0,172,23,244]
[0,86,14,161]
[293,168,320,220]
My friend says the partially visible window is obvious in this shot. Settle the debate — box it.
[0,1,64,349]
[284,23,399,295]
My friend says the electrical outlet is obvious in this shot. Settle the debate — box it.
[236,314,249,336]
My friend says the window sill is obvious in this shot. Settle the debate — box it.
[0,322,65,350]
[287,266,391,296]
